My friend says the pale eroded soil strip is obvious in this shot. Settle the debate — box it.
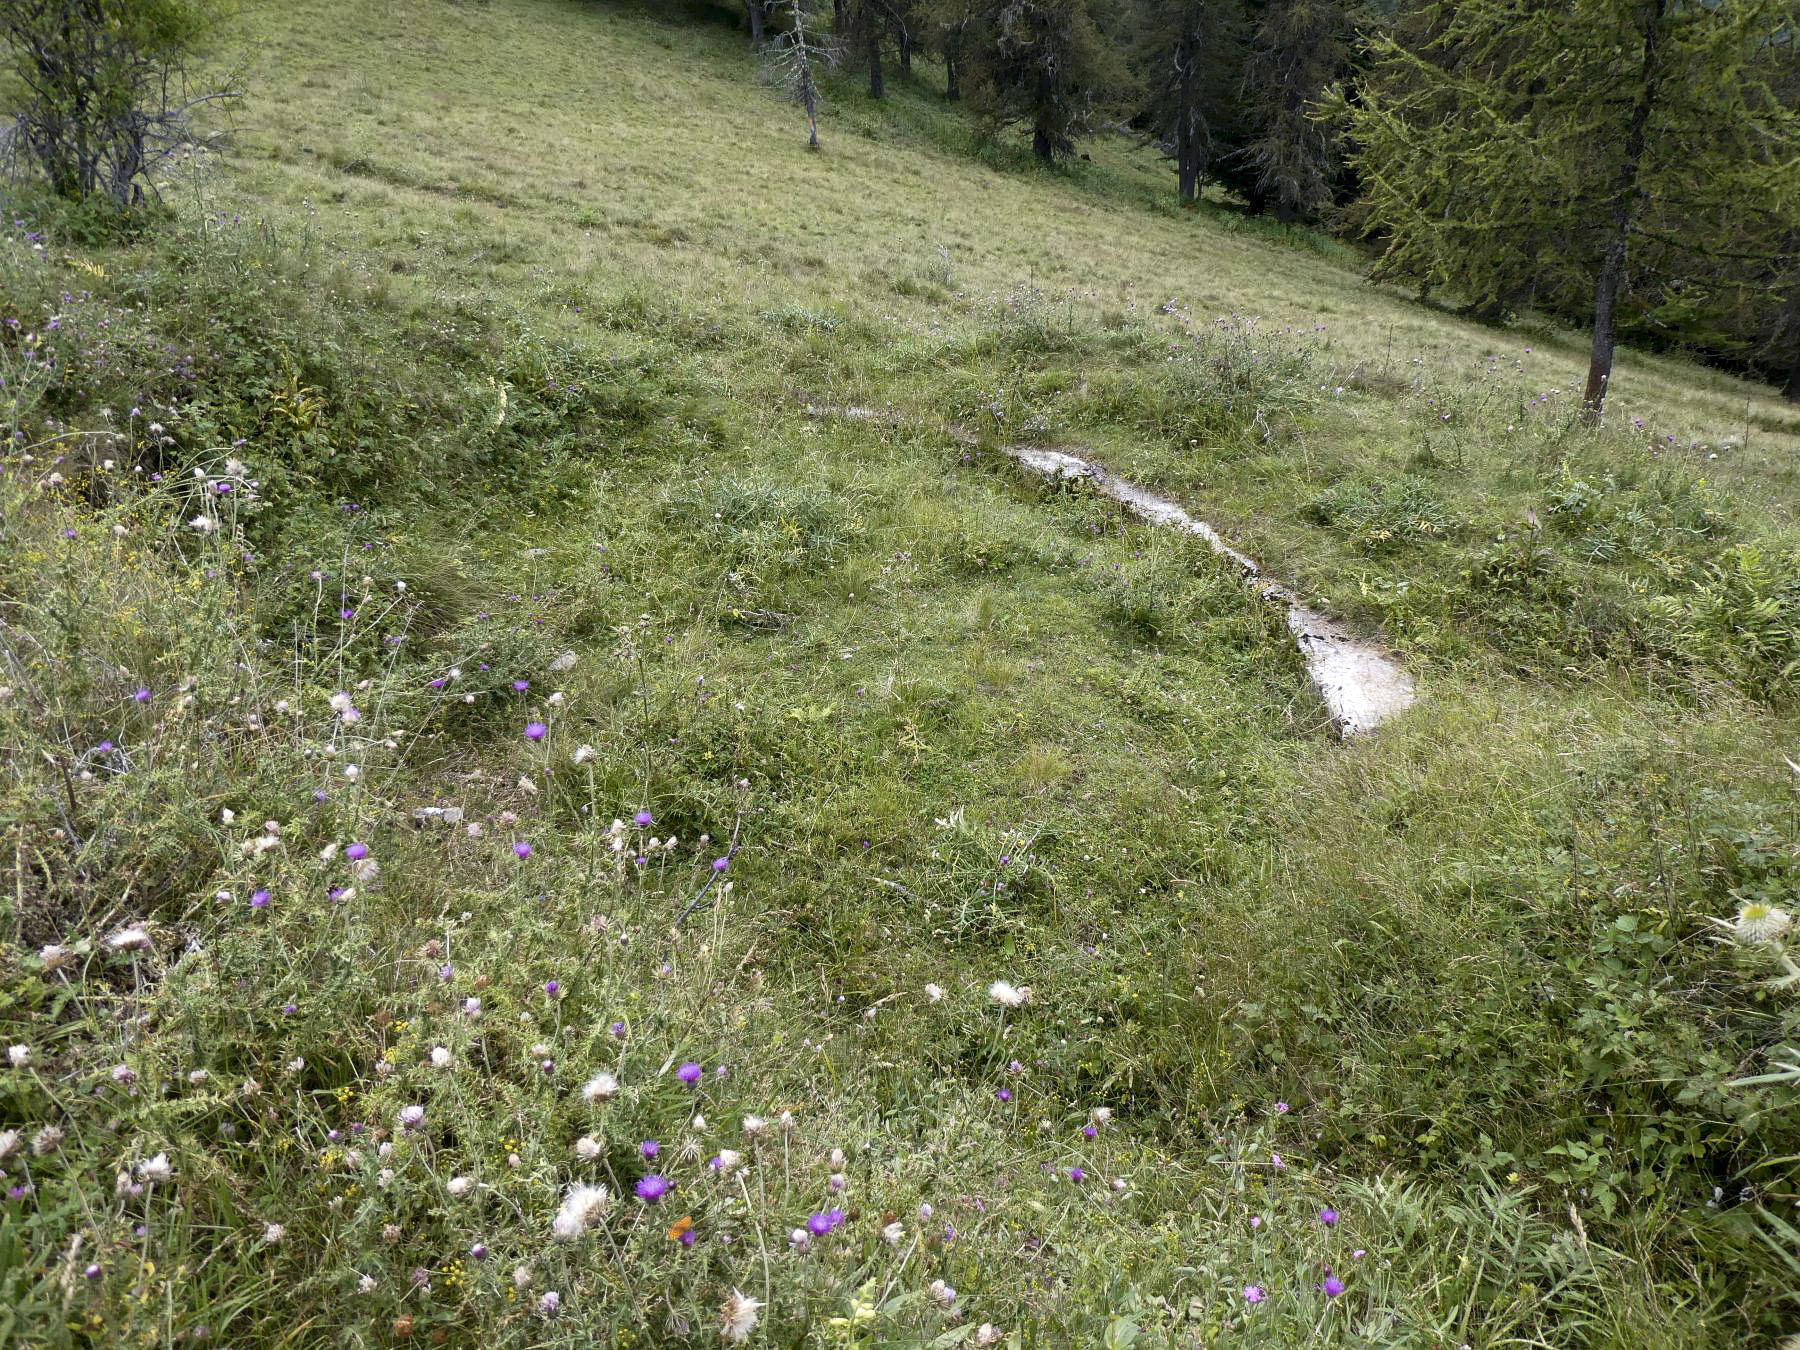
[1009,446,1417,737]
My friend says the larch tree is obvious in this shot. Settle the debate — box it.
[964,0,1124,162]
[767,0,832,147]
[1337,0,1800,421]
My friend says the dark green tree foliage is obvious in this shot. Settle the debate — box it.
[1240,0,1352,221]
[839,0,893,96]
[0,0,226,206]
[1125,0,1247,204]
[964,0,1124,161]
[924,0,982,98]
[1338,0,1800,420]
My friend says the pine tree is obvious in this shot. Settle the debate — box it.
[1125,0,1247,205]
[1337,0,1800,421]
[964,0,1124,162]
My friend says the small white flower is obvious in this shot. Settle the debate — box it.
[882,1221,904,1245]
[924,983,945,1003]
[329,691,354,715]
[551,1183,612,1240]
[377,1168,396,1188]
[38,944,72,972]
[0,1130,20,1161]
[263,1222,286,1244]
[581,1071,619,1103]
[789,1226,810,1252]
[538,1290,561,1317]
[108,925,152,952]
[286,1057,305,1073]
[357,1274,377,1294]
[513,1264,533,1289]
[742,1114,770,1140]
[1734,903,1793,945]
[188,1069,209,1086]
[446,1175,475,1198]
[398,1104,425,1130]
[571,744,596,765]
[8,1045,29,1068]
[463,996,482,1017]
[988,980,1030,1009]
[188,515,215,533]
[975,1325,1003,1346]
[430,1046,452,1069]
[719,1289,764,1343]
[136,1153,173,1184]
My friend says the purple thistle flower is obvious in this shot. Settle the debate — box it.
[677,1061,702,1085]
[996,1089,1012,1102]
[1069,1167,1085,1183]
[133,688,151,703]
[250,890,270,910]
[806,1212,833,1237]
[514,842,533,859]
[1082,1125,1097,1139]
[544,980,560,998]
[610,1021,627,1039]
[339,608,354,621]
[1243,1285,1266,1305]
[634,810,653,826]
[512,680,530,692]
[1323,1276,1345,1298]
[711,856,729,872]
[635,1174,669,1203]
[525,721,547,741]
[640,1140,660,1159]
[345,843,368,861]
[679,1228,696,1247]
[1318,1208,1339,1227]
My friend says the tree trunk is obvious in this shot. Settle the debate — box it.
[1033,121,1053,162]
[868,29,884,98]
[946,56,960,100]
[1176,53,1198,205]
[745,0,765,46]
[1582,0,1665,424]
[898,24,912,73]
[1784,343,1799,403]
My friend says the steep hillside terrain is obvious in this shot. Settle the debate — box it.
[3,0,1798,1343]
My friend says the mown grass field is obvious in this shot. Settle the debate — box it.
[3,0,1799,1344]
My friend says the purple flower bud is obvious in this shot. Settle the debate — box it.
[711,857,729,873]
[250,890,270,910]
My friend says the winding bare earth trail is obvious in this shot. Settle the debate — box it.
[1009,447,1417,737]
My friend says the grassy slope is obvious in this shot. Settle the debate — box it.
[2,0,1799,1344]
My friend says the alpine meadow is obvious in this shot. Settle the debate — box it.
[6,0,1800,1345]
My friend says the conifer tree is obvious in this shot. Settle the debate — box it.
[1125,0,1246,205]
[964,0,1124,161]
[924,0,982,98]
[1337,0,1800,421]
[1240,0,1351,222]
